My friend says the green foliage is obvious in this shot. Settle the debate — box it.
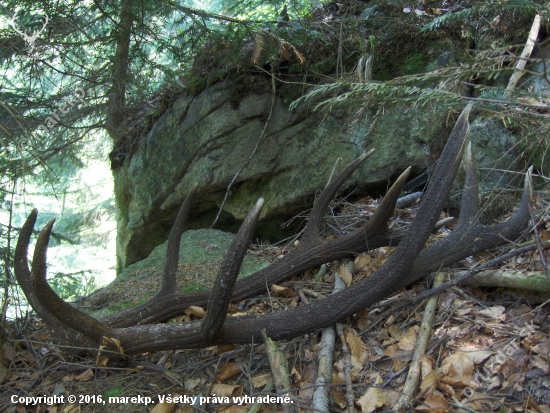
[402,52,426,75]
[104,386,124,402]
[48,270,96,300]
[181,283,206,293]
[422,0,550,32]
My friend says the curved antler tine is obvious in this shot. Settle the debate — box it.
[491,165,532,237]
[368,166,411,228]
[159,183,198,296]
[14,209,37,290]
[455,142,479,231]
[302,149,375,243]
[202,198,264,340]
[31,219,112,344]
[14,210,83,344]
[403,162,532,287]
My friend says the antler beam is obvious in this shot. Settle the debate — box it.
[14,104,532,354]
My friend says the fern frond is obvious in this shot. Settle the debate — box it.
[292,47,306,64]
[251,31,264,65]
[279,40,291,61]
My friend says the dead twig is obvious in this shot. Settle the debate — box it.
[393,272,445,411]
[262,329,295,413]
[312,261,349,412]
[505,14,541,97]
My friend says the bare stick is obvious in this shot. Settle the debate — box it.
[396,191,422,209]
[312,261,348,412]
[261,329,295,413]
[459,269,550,292]
[247,379,274,413]
[505,14,541,96]
[325,158,342,188]
[335,321,355,412]
[393,271,445,412]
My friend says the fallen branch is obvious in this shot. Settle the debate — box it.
[371,241,550,320]
[458,269,550,292]
[335,322,355,413]
[261,329,295,413]
[247,379,274,413]
[393,272,445,412]
[505,13,541,96]
[312,261,349,412]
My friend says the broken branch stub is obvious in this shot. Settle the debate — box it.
[14,104,531,353]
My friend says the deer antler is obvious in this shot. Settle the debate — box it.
[14,104,532,354]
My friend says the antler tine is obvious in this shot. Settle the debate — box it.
[302,149,375,243]
[202,198,264,340]
[30,219,112,344]
[14,210,89,345]
[455,142,479,231]
[368,166,411,227]
[401,154,532,288]
[158,183,198,297]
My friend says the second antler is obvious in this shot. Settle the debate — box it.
[14,104,532,354]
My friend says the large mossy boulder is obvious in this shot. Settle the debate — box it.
[86,228,270,317]
[113,80,450,272]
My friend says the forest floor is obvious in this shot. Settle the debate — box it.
[2,189,550,413]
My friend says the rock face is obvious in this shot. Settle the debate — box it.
[467,118,520,194]
[114,80,450,272]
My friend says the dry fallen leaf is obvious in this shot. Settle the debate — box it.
[61,373,75,382]
[185,306,206,319]
[346,328,366,359]
[96,355,108,367]
[466,351,493,364]
[332,386,347,408]
[101,336,124,354]
[397,326,419,351]
[211,383,243,397]
[251,373,271,388]
[416,394,452,412]
[356,386,387,412]
[270,284,296,297]
[337,265,353,286]
[354,254,371,272]
[419,370,437,397]
[216,362,242,382]
[184,377,201,390]
[331,370,346,385]
[476,305,505,319]
[438,352,478,388]
[421,355,435,377]
[74,368,94,382]
[438,352,474,377]
[384,345,412,371]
